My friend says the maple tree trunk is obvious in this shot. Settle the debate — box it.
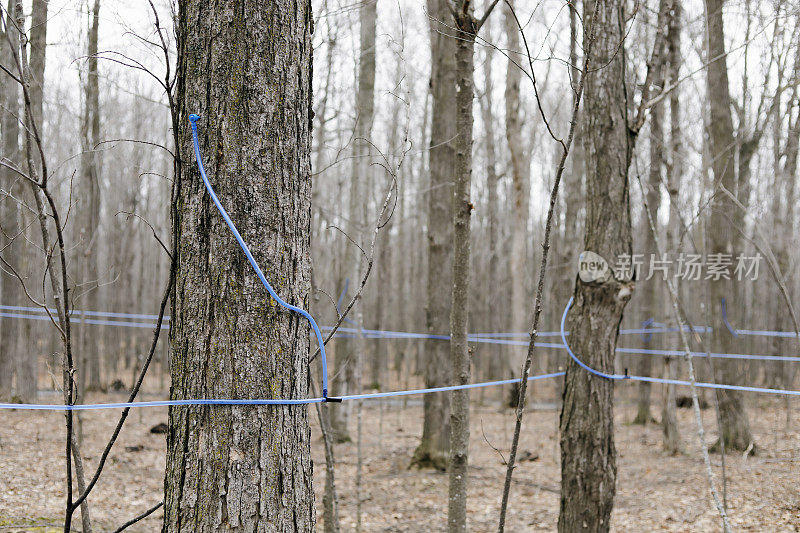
[704,0,753,451]
[412,0,455,471]
[558,1,635,530]
[164,2,315,530]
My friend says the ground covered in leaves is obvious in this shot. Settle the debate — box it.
[1,387,798,531]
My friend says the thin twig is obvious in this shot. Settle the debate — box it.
[111,502,163,533]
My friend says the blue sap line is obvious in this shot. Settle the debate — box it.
[3,309,798,360]
[189,114,329,399]
[560,297,800,396]
[0,372,566,410]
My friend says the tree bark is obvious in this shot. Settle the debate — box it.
[558,1,635,531]
[448,5,477,531]
[703,0,754,451]
[164,2,315,530]
[411,0,456,471]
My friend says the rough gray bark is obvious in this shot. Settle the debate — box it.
[703,0,754,451]
[411,0,455,471]
[558,0,634,530]
[164,1,315,531]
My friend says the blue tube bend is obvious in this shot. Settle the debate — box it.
[188,114,329,399]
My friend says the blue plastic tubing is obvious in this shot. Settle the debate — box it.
[189,114,330,399]
[560,296,800,396]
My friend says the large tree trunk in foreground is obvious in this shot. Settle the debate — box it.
[558,1,635,531]
[164,2,315,530]
[412,0,455,471]
[703,0,753,452]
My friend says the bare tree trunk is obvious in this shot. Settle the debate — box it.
[634,16,667,426]
[0,1,20,400]
[661,0,682,454]
[558,1,634,530]
[479,19,503,383]
[78,0,102,392]
[411,0,455,471]
[8,0,46,404]
[312,13,341,532]
[163,1,315,530]
[448,4,478,531]
[553,0,583,397]
[703,0,753,451]
[503,0,531,388]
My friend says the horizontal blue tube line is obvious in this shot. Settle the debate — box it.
[0,312,168,329]
[559,297,800,397]
[2,309,799,360]
[3,305,798,339]
[0,372,566,410]
[0,304,170,321]
[4,300,800,410]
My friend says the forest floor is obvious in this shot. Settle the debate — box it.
[1,386,799,531]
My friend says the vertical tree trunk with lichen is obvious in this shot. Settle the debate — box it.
[411,0,455,471]
[703,0,753,451]
[164,1,315,530]
[558,1,634,531]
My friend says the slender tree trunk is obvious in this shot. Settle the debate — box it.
[661,0,682,454]
[411,0,456,471]
[703,0,753,451]
[479,21,503,383]
[78,0,102,392]
[163,1,315,530]
[503,0,531,387]
[558,1,635,530]
[0,1,20,400]
[448,5,477,531]
[9,0,46,403]
[553,0,584,397]
[634,15,667,426]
